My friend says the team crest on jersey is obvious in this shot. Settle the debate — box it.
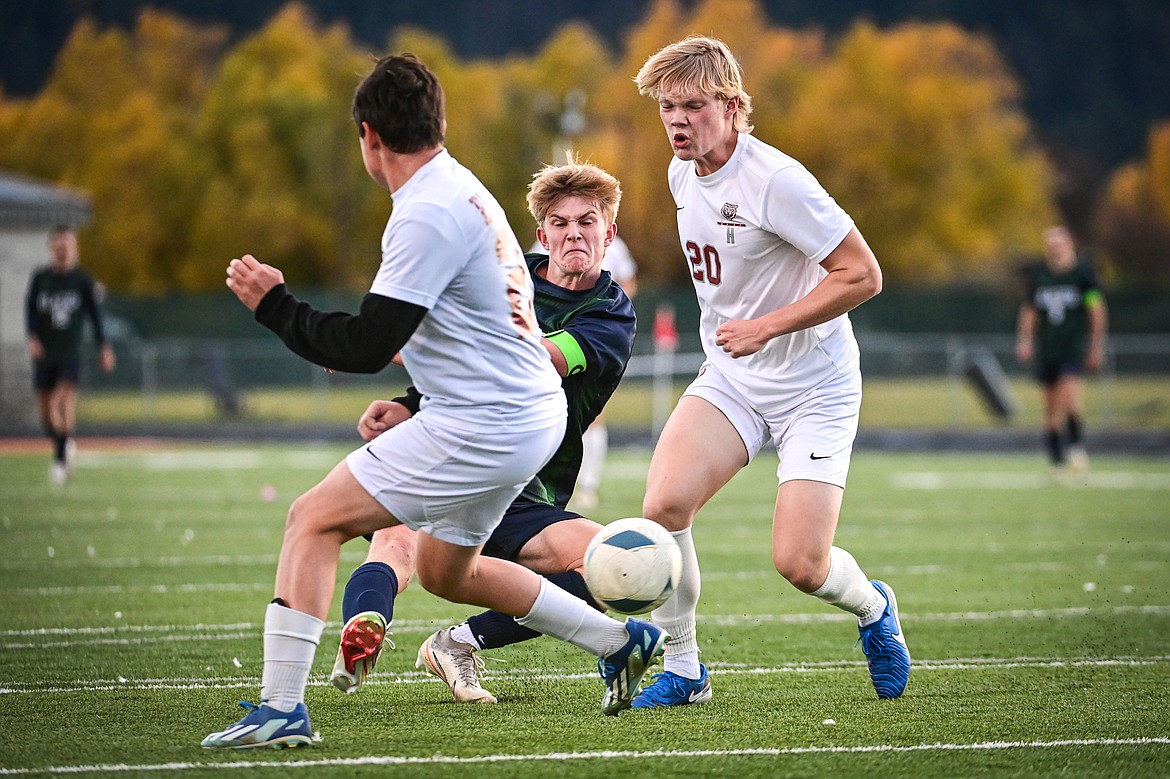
[717,202,745,244]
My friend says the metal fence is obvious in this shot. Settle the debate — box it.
[30,332,1163,441]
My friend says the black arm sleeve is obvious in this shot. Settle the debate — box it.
[253,285,427,373]
[390,385,423,415]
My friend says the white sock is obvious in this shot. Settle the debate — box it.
[652,527,702,679]
[517,578,628,656]
[811,547,884,625]
[261,602,325,712]
[450,621,481,649]
[577,423,608,495]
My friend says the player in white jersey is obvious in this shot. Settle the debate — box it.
[202,53,665,749]
[631,36,910,707]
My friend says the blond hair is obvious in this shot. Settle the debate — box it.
[634,35,753,133]
[526,157,622,226]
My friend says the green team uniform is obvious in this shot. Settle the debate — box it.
[25,265,108,389]
[1022,261,1102,385]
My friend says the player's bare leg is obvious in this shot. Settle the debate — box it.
[775,479,909,699]
[635,396,744,707]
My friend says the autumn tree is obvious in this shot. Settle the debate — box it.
[1094,120,1170,283]
[182,3,375,291]
[0,0,1063,293]
[0,11,226,292]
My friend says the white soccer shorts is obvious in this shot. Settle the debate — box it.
[682,360,860,488]
[346,408,565,547]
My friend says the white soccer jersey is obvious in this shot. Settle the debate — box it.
[370,149,563,428]
[669,132,858,404]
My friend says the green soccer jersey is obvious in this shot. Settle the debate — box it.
[517,253,636,508]
[25,266,107,361]
[1023,261,1101,365]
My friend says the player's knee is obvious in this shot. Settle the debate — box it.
[367,528,416,585]
[284,493,335,542]
[641,492,694,532]
[415,564,459,600]
[773,549,823,593]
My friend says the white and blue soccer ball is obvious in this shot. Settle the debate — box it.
[583,517,682,615]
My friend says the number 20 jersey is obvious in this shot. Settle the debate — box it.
[669,131,859,404]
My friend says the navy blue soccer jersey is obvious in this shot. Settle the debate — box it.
[518,253,636,508]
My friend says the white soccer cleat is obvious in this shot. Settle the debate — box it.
[416,628,497,703]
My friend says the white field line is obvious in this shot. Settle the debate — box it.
[6,555,1165,580]
[0,738,1168,775]
[1,654,1167,695]
[891,470,1170,490]
[74,450,342,471]
[3,604,1169,650]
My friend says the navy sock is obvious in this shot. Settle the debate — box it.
[466,570,602,650]
[341,562,399,623]
[1067,415,1083,446]
[52,434,67,463]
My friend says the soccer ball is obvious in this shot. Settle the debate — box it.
[583,517,682,615]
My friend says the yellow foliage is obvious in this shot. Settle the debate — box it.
[1094,120,1170,281]
[0,0,1064,292]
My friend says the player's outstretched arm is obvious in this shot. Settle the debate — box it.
[227,254,427,373]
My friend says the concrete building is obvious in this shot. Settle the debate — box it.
[0,172,91,433]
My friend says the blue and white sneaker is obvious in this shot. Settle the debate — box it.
[201,701,313,749]
[858,580,910,699]
[598,618,668,716]
[631,663,712,708]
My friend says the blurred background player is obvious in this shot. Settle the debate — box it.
[631,35,909,707]
[202,55,662,749]
[332,159,636,703]
[24,225,116,484]
[1015,224,1108,473]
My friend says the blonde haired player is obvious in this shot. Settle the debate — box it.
[630,36,909,707]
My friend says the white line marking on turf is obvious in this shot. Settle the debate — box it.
[3,655,1167,695]
[5,605,1169,650]
[0,738,1167,774]
[891,471,1170,490]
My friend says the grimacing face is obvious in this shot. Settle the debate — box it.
[537,194,615,281]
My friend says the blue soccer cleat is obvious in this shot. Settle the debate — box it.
[859,580,910,699]
[201,701,313,749]
[598,618,668,715]
[631,663,713,708]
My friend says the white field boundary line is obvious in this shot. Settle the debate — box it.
[4,604,1169,650]
[7,557,1167,575]
[890,471,1170,490]
[2,654,1167,695]
[1,738,1169,775]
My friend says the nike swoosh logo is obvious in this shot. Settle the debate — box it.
[809,453,832,460]
[687,688,707,703]
[676,206,685,211]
